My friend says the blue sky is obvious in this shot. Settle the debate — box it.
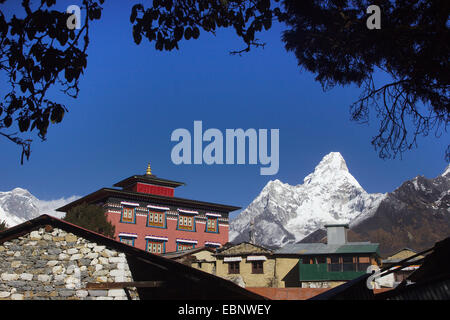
[1,1,448,219]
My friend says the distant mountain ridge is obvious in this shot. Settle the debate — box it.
[230,152,450,255]
[0,188,78,227]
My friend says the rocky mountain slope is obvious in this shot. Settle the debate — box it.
[301,166,450,256]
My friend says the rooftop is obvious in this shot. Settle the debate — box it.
[56,187,241,213]
[113,174,185,189]
[275,242,379,255]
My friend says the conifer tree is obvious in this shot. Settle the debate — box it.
[0,220,8,232]
[63,203,115,238]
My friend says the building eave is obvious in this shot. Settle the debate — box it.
[55,188,241,213]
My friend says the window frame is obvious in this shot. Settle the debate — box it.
[251,261,264,274]
[316,256,326,264]
[146,239,166,254]
[301,256,314,264]
[120,206,136,224]
[146,210,167,228]
[342,255,356,272]
[328,256,342,272]
[357,256,371,272]
[228,261,240,274]
[177,214,196,232]
[176,241,195,251]
[119,236,135,247]
[205,216,219,233]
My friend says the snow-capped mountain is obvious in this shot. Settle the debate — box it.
[229,152,386,248]
[0,188,78,228]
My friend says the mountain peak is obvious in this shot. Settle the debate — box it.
[230,151,385,247]
[316,152,348,172]
[10,187,33,197]
[303,152,356,187]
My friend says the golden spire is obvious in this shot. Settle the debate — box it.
[146,163,152,175]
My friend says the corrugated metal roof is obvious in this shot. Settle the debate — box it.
[246,287,330,300]
[275,242,379,255]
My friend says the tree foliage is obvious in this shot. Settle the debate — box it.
[0,0,104,163]
[63,202,115,238]
[280,0,449,160]
[1,0,449,161]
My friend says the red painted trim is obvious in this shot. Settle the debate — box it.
[130,183,175,197]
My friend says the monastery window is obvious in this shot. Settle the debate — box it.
[121,206,136,223]
[177,214,195,231]
[146,240,165,254]
[177,241,195,251]
[119,236,135,246]
[147,211,166,228]
[206,217,218,233]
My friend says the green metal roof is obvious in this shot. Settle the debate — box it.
[335,244,379,254]
[275,242,379,255]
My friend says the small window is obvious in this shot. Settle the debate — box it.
[343,256,356,272]
[178,215,194,231]
[301,256,313,264]
[206,217,218,233]
[119,236,135,246]
[316,256,326,264]
[358,256,371,272]
[228,261,240,274]
[328,256,341,272]
[147,240,165,254]
[121,207,135,223]
[177,242,194,251]
[251,261,264,274]
[147,211,165,227]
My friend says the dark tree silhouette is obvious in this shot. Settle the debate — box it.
[0,0,104,163]
[1,0,449,162]
[63,202,115,238]
[0,220,7,231]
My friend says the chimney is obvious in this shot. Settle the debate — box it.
[325,224,349,245]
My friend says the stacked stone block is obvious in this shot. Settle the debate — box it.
[0,227,139,300]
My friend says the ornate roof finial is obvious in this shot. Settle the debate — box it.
[146,163,152,175]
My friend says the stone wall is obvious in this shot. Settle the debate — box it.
[0,226,139,300]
